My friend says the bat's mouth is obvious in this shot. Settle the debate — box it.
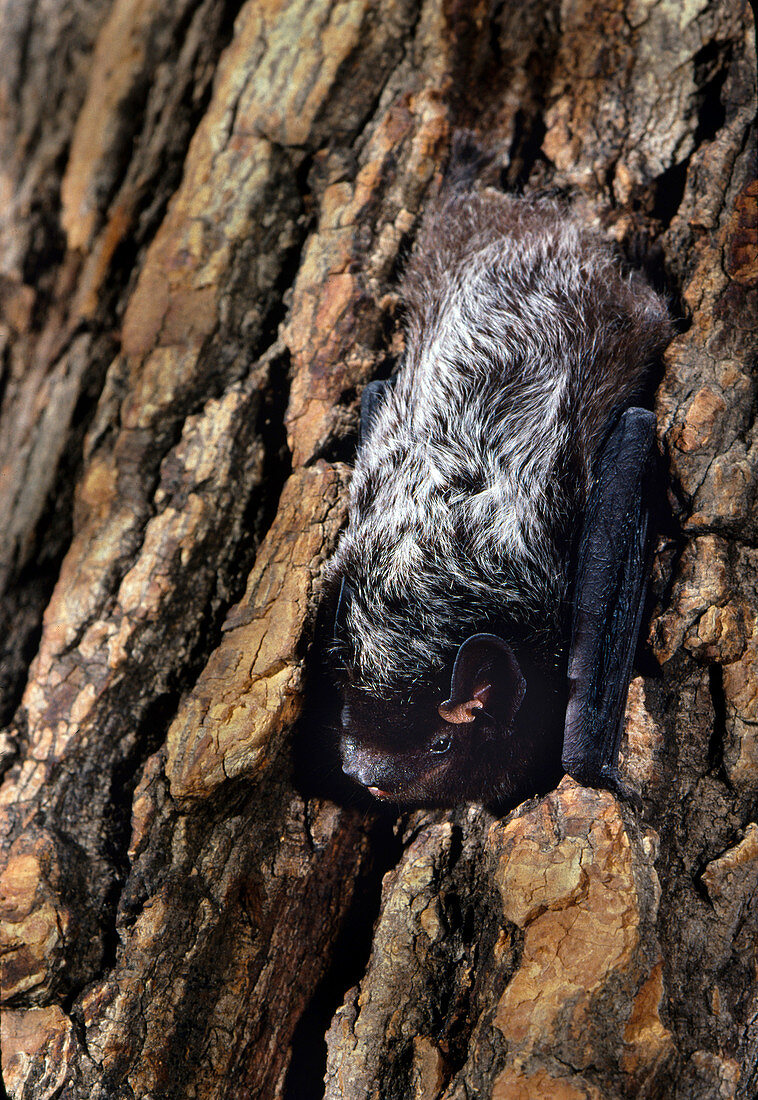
[366,785,395,800]
[365,757,451,802]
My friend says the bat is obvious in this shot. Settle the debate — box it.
[323,161,670,809]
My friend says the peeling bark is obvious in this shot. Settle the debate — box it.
[0,1,756,1098]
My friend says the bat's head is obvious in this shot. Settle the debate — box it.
[338,634,528,806]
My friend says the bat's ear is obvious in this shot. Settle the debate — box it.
[438,634,526,728]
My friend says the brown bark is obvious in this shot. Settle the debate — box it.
[0,1,756,1097]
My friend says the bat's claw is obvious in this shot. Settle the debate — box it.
[597,768,643,812]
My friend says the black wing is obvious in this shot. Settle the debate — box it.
[561,407,657,793]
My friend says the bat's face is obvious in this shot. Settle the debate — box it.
[339,700,509,806]
[338,635,530,806]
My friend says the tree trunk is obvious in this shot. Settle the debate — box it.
[0,1,756,1097]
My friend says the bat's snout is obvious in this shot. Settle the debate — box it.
[340,734,398,792]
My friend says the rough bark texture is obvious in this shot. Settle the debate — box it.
[0,1,756,1098]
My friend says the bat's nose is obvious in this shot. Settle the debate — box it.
[340,735,392,789]
[340,734,369,782]
[341,749,374,786]
[341,758,370,784]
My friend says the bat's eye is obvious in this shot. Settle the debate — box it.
[430,735,452,755]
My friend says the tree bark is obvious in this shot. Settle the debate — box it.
[0,1,756,1097]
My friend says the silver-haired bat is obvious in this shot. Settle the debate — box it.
[323,172,671,809]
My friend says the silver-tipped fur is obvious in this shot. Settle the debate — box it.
[328,188,671,695]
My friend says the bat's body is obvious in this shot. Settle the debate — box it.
[325,182,670,809]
